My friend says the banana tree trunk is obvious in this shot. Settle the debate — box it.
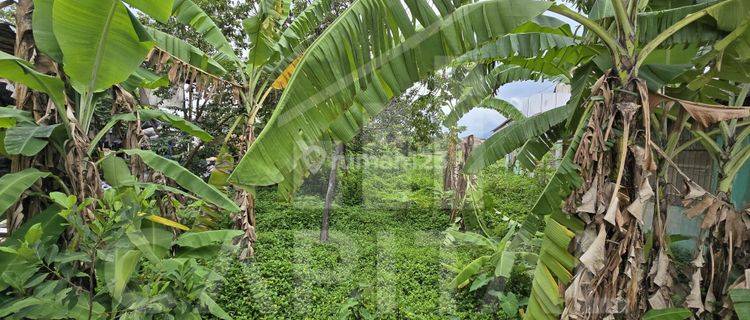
[321,143,344,242]
[235,119,257,259]
[563,72,654,319]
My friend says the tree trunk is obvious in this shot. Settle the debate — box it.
[235,119,257,259]
[321,143,344,242]
[563,72,654,319]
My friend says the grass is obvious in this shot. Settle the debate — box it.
[211,152,542,319]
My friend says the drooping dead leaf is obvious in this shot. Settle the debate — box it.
[653,248,672,287]
[685,269,705,313]
[579,225,607,274]
[650,92,750,127]
[649,290,670,309]
[272,55,302,90]
[685,196,715,219]
[168,63,180,83]
[685,246,705,313]
[700,201,722,228]
[578,183,597,214]
[685,180,708,200]
[626,177,654,224]
[726,208,747,247]
[604,196,619,226]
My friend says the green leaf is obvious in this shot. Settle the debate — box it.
[53,0,153,93]
[494,251,516,278]
[452,255,490,288]
[4,124,59,156]
[172,0,238,63]
[265,0,333,75]
[0,297,47,318]
[123,149,239,212]
[101,154,137,188]
[23,223,43,244]
[140,109,213,142]
[176,230,243,248]
[208,147,234,187]
[465,106,571,174]
[0,206,65,287]
[455,33,577,64]
[230,0,552,189]
[32,0,63,62]
[123,0,175,23]
[0,52,66,107]
[106,249,141,301]
[200,291,233,320]
[0,169,50,214]
[49,192,76,209]
[90,109,212,155]
[448,230,495,249]
[122,67,170,91]
[523,216,578,320]
[88,113,136,155]
[731,289,750,320]
[127,220,172,262]
[588,0,614,20]
[0,106,34,129]
[145,27,227,76]
[643,308,692,320]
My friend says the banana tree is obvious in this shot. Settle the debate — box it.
[164,0,341,258]
[227,0,750,318]
[0,0,242,234]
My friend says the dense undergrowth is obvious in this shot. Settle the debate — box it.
[211,153,543,319]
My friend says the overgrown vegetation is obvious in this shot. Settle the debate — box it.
[210,152,543,319]
[1,0,750,319]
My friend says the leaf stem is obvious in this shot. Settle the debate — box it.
[549,5,624,64]
[636,5,715,70]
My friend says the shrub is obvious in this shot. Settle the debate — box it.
[477,163,543,232]
[339,165,364,206]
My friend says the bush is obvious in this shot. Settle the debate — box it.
[477,163,543,232]
[339,165,364,206]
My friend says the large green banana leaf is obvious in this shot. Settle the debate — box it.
[172,0,239,64]
[229,0,554,189]
[4,124,60,156]
[101,155,137,188]
[443,65,541,127]
[455,33,577,64]
[0,52,65,107]
[464,105,571,174]
[523,216,579,320]
[52,0,153,93]
[266,0,333,76]
[123,0,175,23]
[32,0,62,62]
[123,149,240,212]
[0,107,34,128]
[146,27,227,77]
[245,0,293,67]
[0,169,50,214]
[121,67,170,91]
[89,109,212,155]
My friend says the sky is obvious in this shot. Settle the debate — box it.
[454,10,581,139]
[457,81,558,138]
